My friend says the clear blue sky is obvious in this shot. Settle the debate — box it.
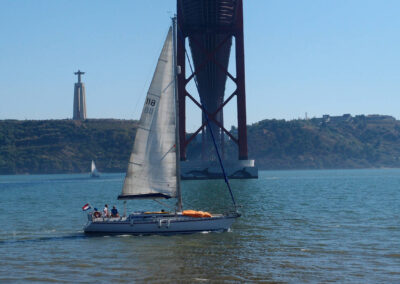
[1,0,400,131]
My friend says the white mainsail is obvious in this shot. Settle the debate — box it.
[119,28,177,199]
[91,160,99,177]
[91,160,96,173]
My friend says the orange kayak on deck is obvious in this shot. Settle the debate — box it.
[182,210,212,218]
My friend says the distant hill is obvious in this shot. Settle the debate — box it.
[246,114,400,169]
[0,119,137,174]
[1,115,400,174]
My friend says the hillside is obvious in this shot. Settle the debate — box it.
[247,115,400,169]
[0,119,137,174]
[1,115,400,174]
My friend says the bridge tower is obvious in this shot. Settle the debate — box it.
[177,0,257,179]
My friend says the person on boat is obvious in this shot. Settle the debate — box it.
[93,208,101,219]
[103,204,110,217]
[111,206,119,217]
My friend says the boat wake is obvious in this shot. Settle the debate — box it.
[0,233,89,245]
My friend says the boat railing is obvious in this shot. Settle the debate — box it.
[89,214,127,222]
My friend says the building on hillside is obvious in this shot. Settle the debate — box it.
[320,114,396,125]
[366,114,395,121]
[322,114,330,123]
[322,114,353,123]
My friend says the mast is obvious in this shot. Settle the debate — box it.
[172,16,183,212]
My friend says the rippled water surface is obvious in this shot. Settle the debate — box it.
[1,169,400,282]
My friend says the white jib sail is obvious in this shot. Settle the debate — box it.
[119,27,177,199]
[91,160,96,173]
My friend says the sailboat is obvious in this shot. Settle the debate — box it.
[90,160,100,178]
[83,19,240,234]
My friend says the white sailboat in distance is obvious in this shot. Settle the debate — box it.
[90,160,100,178]
[83,18,240,235]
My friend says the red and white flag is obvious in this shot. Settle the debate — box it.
[82,203,91,211]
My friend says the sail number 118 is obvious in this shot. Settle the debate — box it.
[144,98,157,115]
[146,98,156,106]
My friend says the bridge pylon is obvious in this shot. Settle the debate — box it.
[177,0,257,179]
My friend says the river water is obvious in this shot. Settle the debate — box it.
[0,169,399,282]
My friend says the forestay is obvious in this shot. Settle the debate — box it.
[119,28,177,200]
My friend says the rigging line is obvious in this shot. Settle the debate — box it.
[176,24,237,210]
[132,25,171,121]
[161,79,174,94]
[160,144,176,161]
[153,199,176,211]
